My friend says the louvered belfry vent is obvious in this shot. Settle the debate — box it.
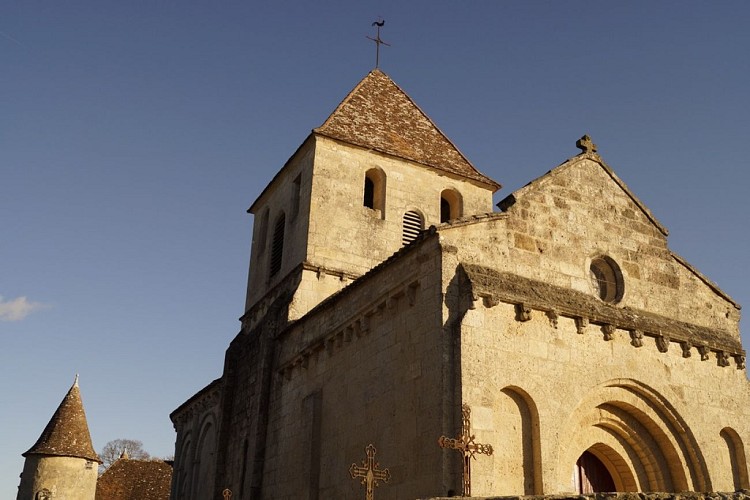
[402,210,423,245]
[270,213,285,276]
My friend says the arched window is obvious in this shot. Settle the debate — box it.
[270,213,285,277]
[402,210,423,245]
[440,189,463,223]
[721,427,749,490]
[589,256,624,303]
[363,168,386,218]
[194,420,217,500]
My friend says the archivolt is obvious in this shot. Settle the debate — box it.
[558,378,710,492]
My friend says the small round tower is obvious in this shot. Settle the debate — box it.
[16,375,101,500]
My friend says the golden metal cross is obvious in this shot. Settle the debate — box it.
[438,404,493,496]
[350,444,391,500]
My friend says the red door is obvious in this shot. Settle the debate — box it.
[575,451,616,493]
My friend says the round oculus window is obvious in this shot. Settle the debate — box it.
[589,256,624,303]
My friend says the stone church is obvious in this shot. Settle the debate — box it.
[169,69,750,499]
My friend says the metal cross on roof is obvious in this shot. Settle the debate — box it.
[366,18,390,68]
[438,404,494,497]
[350,444,391,500]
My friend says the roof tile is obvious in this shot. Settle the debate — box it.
[315,69,500,189]
[23,378,100,462]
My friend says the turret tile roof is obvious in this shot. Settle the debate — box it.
[23,377,101,463]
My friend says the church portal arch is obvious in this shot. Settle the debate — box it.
[558,379,710,493]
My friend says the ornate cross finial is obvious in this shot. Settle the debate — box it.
[438,404,494,497]
[222,488,232,500]
[576,134,597,154]
[366,18,390,68]
[350,444,391,500]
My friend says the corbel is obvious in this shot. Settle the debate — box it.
[546,310,559,329]
[407,280,420,306]
[717,351,731,367]
[656,335,670,353]
[697,345,710,361]
[575,317,589,335]
[482,294,500,308]
[602,324,616,341]
[680,341,692,358]
[515,303,532,322]
[734,354,746,370]
[629,329,643,347]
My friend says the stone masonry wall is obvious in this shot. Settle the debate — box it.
[261,236,454,500]
[434,155,750,496]
[307,136,493,278]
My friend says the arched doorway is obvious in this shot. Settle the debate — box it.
[574,451,616,493]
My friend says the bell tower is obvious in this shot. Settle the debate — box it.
[241,69,500,329]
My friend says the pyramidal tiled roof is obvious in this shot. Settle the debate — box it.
[23,377,101,463]
[96,458,173,500]
[314,69,500,190]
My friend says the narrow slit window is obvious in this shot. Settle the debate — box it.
[402,210,423,245]
[292,174,302,219]
[270,213,285,277]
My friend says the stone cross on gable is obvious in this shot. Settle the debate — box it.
[350,444,391,500]
[576,134,598,154]
[438,404,494,497]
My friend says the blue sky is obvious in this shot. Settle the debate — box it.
[2,1,749,496]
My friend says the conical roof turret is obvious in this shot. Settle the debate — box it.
[23,375,101,463]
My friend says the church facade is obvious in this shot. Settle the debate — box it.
[169,69,750,499]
